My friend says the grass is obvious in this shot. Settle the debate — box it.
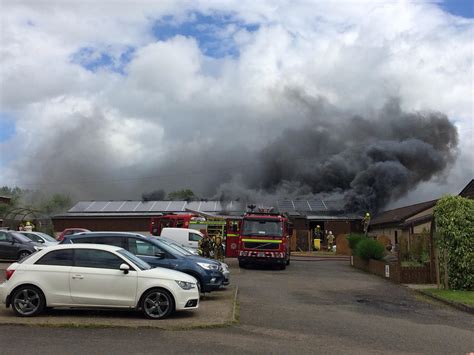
[424,289,474,306]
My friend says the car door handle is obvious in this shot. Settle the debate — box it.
[72,275,83,280]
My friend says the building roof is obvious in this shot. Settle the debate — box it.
[370,199,438,227]
[459,179,474,199]
[65,199,346,215]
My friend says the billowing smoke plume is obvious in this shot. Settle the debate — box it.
[6,96,458,214]
[215,98,458,213]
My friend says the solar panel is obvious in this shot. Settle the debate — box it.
[308,200,326,211]
[150,201,172,212]
[102,201,126,212]
[69,201,94,212]
[294,200,311,212]
[68,199,346,214]
[167,201,187,211]
[200,201,218,212]
[134,201,156,212]
[85,201,109,212]
[118,201,141,212]
[185,201,201,211]
[278,200,295,212]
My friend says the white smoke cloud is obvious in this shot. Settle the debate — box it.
[0,0,472,207]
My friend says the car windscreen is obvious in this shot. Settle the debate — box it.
[158,237,193,255]
[11,232,33,243]
[152,238,187,256]
[36,232,57,242]
[241,219,283,237]
[117,249,151,270]
[21,232,43,243]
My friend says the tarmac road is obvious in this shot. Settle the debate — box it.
[0,259,473,354]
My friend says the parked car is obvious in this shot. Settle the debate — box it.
[0,244,199,319]
[61,232,226,293]
[19,231,59,247]
[0,230,44,260]
[158,236,230,286]
[159,228,203,251]
[57,228,90,242]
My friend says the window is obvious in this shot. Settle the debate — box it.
[127,238,162,257]
[0,232,9,242]
[242,219,283,237]
[75,249,124,269]
[189,232,202,242]
[74,236,123,248]
[36,250,74,266]
[22,233,42,243]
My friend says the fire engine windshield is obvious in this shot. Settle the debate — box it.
[241,219,283,237]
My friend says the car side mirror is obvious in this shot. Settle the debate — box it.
[155,252,165,259]
[119,263,130,274]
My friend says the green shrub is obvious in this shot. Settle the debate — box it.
[347,234,367,250]
[434,195,474,290]
[355,238,385,260]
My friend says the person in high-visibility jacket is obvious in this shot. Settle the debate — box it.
[326,231,335,252]
[313,225,322,250]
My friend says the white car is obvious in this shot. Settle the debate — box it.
[0,244,199,319]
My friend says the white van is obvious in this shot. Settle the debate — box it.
[160,228,203,250]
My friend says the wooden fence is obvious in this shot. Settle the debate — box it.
[351,256,433,284]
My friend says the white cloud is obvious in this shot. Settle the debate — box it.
[0,0,472,203]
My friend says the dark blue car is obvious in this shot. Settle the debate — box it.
[60,232,225,292]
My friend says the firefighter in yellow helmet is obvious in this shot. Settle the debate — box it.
[24,221,34,232]
[214,232,225,262]
[313,225,322,250]
[363,212,371,236]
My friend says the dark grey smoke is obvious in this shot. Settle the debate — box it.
[14,94,458,213]
[230,98,458,213]
[141,189,166,201]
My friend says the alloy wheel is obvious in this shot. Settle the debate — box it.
[143,291,173,319]
[13,288,42,316]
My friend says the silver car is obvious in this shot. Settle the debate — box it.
[19,231,59,247]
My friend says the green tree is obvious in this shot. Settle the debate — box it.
[434,195,474,290]
[39,193,73,215]
[167,189,197,201]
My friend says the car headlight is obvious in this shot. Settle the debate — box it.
[175,280,196,290]
[197,262,219,271]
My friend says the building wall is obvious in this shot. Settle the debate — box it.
[53,217,151,235]
[370,227,401,244]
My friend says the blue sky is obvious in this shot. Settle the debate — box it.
[67,5,471,74]
[70,46,135,74]
[0,113,15,143]
[151,12,259,58]
[441,0,474,18]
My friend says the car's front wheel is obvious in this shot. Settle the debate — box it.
[11,285,46,317]
[141,288,175,319]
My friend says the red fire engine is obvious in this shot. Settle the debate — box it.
[237,207,291,269]
[150,213,241,258]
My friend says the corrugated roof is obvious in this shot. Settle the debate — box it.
[370,199,438,227]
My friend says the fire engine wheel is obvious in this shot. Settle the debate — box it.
[238,260,247,268]
[286,257,290,266]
